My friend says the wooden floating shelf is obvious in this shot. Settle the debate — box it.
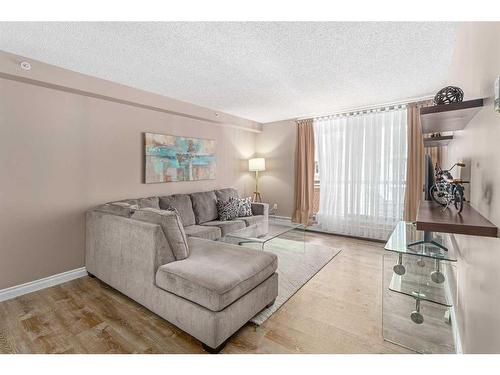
[424,135,453,147]
[420,98,484,134]
[416,200,498,238]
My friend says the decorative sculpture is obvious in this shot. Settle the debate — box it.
[433,86,464,105]
[429,162,468,213]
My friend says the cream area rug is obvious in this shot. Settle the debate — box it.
[249,235,341,325]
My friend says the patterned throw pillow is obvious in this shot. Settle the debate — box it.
[235,197,253,217]
[216,198,238,221]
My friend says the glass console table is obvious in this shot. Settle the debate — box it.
[385,222,457,262]
[383,221,457,353]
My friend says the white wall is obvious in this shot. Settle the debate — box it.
[444,22,500,353]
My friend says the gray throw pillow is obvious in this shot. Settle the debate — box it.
[159,194,196,227]
[132,208,189,260]
[216,198,239,221]
[96,202,138,217]
[137,196,160,209]
[235,197,253,217]
[215,188,239,202]
[190,191,218,224]
[163,205,181,218]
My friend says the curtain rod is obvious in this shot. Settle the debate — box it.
[296,95,434,121]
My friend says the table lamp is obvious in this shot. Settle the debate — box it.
[248,158,265,202]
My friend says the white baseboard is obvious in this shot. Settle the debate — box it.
[443,261,462,354]
[450,304,463,354]
[269,215,292,221]
[0,267,88,302]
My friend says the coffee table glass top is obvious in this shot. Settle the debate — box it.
[224,218,304,247]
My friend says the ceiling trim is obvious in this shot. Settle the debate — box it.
[0,50,263,133]
[0,72,263,134]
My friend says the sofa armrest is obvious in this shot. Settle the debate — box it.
[251,202,269,218]
[85,210,175,287]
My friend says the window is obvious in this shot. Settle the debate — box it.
[313,106,407,240]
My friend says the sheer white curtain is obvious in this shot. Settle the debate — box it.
[314,107,407,240]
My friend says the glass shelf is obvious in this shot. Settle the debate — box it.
[385,221,457,262]
[382,257,456,354]
[382,225,458,353]
[385,254,454,307]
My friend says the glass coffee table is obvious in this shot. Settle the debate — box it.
[224,218,305,252]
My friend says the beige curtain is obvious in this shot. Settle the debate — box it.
[292,119,315,226]
[426,146,443,167]
[403,101,433,221]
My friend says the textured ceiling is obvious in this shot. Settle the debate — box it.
[0,22,457,123]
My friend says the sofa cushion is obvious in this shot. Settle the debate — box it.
[201,219,246,237]
[155,237,278,311]
[214,188,239,202]
[190,191,218,224]
[159,194,196,227]
[95,202,138,217]
[137,196,160,209]
[216,198,238,221]
[239,215,265,227]
[116,197,159,209]
[117,198,139,206]
[184,225,221,241]
[132,208,189,260]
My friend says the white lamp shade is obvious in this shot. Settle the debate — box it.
[249,158,266,172]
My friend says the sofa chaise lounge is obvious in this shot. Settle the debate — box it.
[85,188,277,353]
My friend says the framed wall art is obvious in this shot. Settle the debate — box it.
[144,132,216,183]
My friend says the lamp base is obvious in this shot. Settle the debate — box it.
[252,191,262,203]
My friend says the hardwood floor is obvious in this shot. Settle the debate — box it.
[0,232,412,354]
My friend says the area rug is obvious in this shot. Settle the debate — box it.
[249,236,341,325]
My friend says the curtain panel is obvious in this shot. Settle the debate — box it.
[314,107,407,240]
[403,100,434,221]
[292,119,315,226]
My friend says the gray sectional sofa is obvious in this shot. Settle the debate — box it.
[85,188,276,353]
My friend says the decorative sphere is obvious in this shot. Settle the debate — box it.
[433,86,464,105]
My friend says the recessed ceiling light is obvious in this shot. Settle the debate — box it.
[20,61,31,71]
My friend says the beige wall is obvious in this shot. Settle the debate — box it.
[443,22,500,353]
[256,120,297,217]
[0,56,258,290]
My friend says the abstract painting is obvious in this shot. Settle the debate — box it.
[144,132,216,183]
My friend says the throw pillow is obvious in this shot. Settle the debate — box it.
[96,202,138,217]
[131,207,189,260]
[235,197,253,217]
[163,205,181,217]
[111,201,139,209]
[216,198,238,221]
[137,196,160,209]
